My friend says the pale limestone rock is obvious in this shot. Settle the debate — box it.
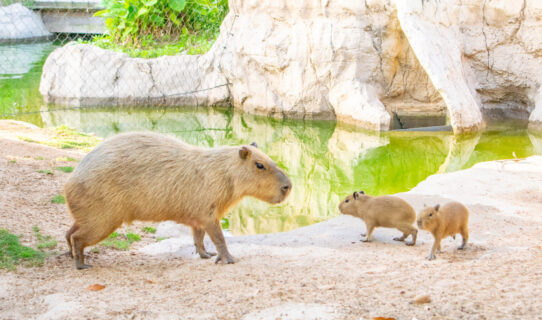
[0,4,51,42]
[39,43,229,107]
[39,0,542,132]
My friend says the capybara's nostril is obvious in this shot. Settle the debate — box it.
[281,183,291,193]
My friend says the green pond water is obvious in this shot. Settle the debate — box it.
[2,42,542,235]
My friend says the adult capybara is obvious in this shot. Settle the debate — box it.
[64,132,292,269]
[416,202,469,260]
[338,191,417,245]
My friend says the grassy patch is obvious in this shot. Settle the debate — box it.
[0,229,45,270]
[18,125,101,152]
[34,156,44,160]
[56,157,78,162]
[51,194,65,204]
[56,166,74,173]
[38,169,53,175]
[8,158,16,164]
[156,237,166,242]
[32,226,57,250]
[100,231,141,250]
[142,226,156,234]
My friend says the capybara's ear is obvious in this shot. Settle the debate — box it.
[250,142,258,148]
[359,190,365,194]
[353,191,359,199]
[434,204,440,211]
[239,146,252,159]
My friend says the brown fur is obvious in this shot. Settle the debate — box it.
[416,202,469,260]
[64,132,291,269]
[338,191,417,245]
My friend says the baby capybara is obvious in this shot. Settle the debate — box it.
[339,191,417,245]
[64,132,292,269]
[417,202,469,260]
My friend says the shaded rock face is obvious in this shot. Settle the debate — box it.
[39,0,542,132]
[0,4,51,42]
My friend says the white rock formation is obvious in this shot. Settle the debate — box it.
[39,0,542,132]
[0,3,51,42]
[39,42,230,107]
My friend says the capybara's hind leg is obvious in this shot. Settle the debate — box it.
[458,227,469,250]
[205,220,236,264]
[63,223,79,258]
[192,227,216,259]
[395,224,417,246]
[71,222,120,270]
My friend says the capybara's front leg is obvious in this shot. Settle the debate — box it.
[191,227,216,259]
[205,220,236,264]
[427,235,441,260]
[361,223,375,242]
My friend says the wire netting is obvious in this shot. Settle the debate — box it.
[0,0,233,119]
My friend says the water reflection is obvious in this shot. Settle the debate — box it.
[0,42,57,125]
[31,105,541,235]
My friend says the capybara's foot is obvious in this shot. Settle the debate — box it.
[405,240,415,246]
[426,253,436,260]
[360,237,371,242]
[76,263,93,270]
[198,250,217,259]
[215,254,237,264]
[393,237,404,242]
[458,244,466,250]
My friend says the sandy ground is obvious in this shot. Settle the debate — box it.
[1,120,541,320]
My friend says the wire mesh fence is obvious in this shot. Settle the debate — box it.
[0,0,233,120]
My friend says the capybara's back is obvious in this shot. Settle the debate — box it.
[65,132,292,269]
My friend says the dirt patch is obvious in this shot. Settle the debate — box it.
[1,121,541,319]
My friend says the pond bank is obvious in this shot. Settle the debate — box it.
[1,120,541,319]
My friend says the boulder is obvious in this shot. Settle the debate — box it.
[0,3,51,43]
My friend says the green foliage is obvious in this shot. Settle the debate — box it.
[51,194,65,204]
[142,226,157,234]
[8,159,16,163]
[56,166,74,173]
[220,217,229,230]
[32,226,57,250]
[0,229,45,270]
[0,0,35,7]
[101,231,141,250]
[38,169,53,175]
[91,0,228,57]
[34,156,44,160]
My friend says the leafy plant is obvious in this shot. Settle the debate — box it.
[0,229,45,270]
[92,0,228,57]
[38,169,53,175]
[56,166,74,173]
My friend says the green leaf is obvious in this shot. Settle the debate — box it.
[168,0,186,12]
[137,7,149,17]
[169,12,180,26]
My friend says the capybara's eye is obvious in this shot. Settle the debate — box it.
[255,162,265,170]
[345,199,349,203]
[429,213,433,217]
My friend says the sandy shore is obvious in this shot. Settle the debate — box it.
[1,121,541,320]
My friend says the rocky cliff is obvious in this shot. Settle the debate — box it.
[40,0,542,133]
